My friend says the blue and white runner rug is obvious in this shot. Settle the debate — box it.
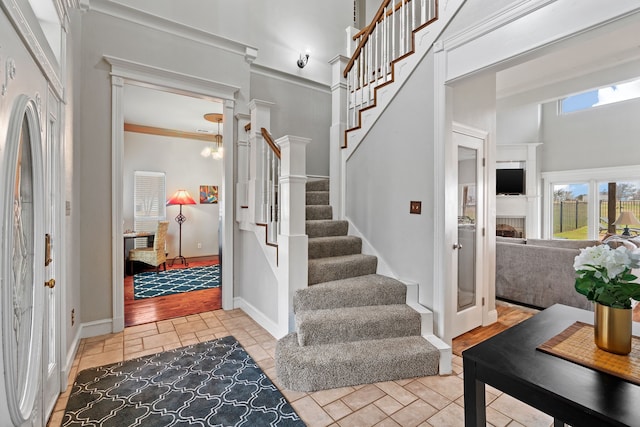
[133,264,220,300]
[62,336,305,426]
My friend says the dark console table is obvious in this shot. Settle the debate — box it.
[463,304,640,426]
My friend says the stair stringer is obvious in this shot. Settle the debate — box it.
[346,218,452,375]
[342,0,465,161]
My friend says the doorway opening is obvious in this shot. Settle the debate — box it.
[118,80,229,327]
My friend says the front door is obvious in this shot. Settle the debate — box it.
[42,90,62,421]
[451,125,485,338]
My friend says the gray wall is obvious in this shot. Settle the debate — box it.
[78,9,251,323]
[250,72,331,176]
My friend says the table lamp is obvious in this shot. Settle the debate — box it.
[614,211,640,237]
[166,189,196,266]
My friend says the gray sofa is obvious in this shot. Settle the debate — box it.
[495,237,601,310]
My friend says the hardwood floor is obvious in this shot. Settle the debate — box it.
[452,302,539,356]
[124,256,221,327]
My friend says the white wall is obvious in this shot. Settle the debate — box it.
[346,52,437,309]
[235,231,279,327]
[496,57,640,173]
[108,0,353,86]
[123,131,222,258]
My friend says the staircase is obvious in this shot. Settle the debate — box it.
[275,179,440,392]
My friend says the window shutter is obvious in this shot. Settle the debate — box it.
[134,171,166,248]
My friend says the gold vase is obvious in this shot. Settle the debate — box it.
[594,302,632,355]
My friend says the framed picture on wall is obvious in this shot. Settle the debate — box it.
[200,185,218,204]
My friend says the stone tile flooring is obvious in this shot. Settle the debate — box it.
[47,308,554,427]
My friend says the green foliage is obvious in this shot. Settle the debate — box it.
[575,267,640,309]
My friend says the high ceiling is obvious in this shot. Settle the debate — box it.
[123,84,224,136]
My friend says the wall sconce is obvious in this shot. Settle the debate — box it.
[297,51,310,68]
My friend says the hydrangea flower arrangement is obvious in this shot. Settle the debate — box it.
[574,244,640,309]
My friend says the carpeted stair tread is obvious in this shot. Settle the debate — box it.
[306,191,329,206]
[276,333,439,391]
[308,254,377,285]
[296,304,421,346]
[306,179,329,192]
[308,236,362,259]
[294,274,407,312]
[306,205,333,220]
[306,220,348,238]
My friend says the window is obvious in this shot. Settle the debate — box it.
[560,77,640,114]
[134,171,166,247]
[552,183,589,240]
[542,167,640,240]
[599,181,640,236]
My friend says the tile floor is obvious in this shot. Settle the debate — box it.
[47,308,555,427]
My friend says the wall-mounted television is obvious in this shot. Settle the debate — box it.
[496,168,525,195]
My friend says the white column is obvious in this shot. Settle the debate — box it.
[221,99,235,310]
[330,55,349,219]
[276,135,310,332]
[111,75,125,333]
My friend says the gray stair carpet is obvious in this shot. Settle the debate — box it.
[275,178,439,391]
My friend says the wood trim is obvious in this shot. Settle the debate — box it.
[260,127,281,159]
[124,123,218,142]
[256,223,279,266]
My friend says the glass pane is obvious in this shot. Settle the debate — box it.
[12,115,35,398]
[552,183,589,240]
[599,181,640,237]
[458,146,476,311]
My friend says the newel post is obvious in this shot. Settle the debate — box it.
[277,135,310,332]
[330,55,349,219]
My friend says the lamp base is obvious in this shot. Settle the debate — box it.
[170,256,189,267]
[622,227,631,237]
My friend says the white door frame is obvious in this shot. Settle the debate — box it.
[106,56,239,332]
[449,123,487,339]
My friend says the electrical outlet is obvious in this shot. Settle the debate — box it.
[197,242,202,249]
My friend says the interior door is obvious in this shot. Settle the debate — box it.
[451,128,485,338]
[42,90,61,421]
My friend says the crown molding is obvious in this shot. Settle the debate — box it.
[104,55,240,101]
[251,63,330,94]
[88,0,258,59]
[0,0,64,97]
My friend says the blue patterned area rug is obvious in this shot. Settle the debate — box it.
[62,336,305,426]
[133,264,220,300]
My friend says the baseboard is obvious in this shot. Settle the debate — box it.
[60,327,82,391]
[424,334,452,375]
[80,318,114,339]
[233,297,284,339]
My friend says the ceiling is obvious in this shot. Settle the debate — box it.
[123,84,224,136]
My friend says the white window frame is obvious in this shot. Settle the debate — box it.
[542,165,640,240]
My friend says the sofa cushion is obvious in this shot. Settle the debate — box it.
[525,238,600,250]
[495,240,593,311]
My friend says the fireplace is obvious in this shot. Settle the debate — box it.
[496,217,525,238]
